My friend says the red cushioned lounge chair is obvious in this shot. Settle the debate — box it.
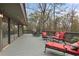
[52,32,66,40]
[44,41,79,56]
[51,32,66,43]
[41,31,48,40]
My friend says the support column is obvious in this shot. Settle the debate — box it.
[0,17,3,51]
[18,24,20,37]
[22,25,24,34]
[8,18,11,44]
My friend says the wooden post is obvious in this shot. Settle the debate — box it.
[8,18,11,44]
[22,25,24,34]
[17,24,20,37]
[0,16,3,51]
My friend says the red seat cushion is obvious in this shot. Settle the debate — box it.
[46,42,65,52]
[65,45,79,55]
[46,42,79,55]
[65,42,79,55]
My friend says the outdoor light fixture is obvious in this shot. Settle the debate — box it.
[0,13,3,18]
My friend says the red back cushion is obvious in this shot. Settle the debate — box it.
[42,32,47,37]
[59,32,66,39]
[55,32,60,38]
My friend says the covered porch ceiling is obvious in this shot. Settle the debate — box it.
[0,3,27,25]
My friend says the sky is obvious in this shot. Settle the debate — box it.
[25,3,79,16]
